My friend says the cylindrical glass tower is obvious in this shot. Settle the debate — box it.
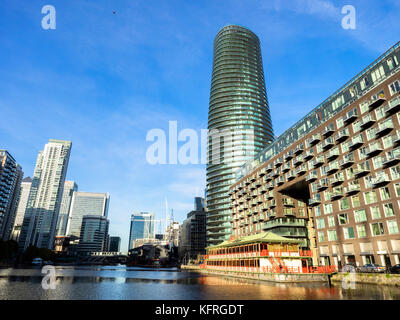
[206,25,274,245]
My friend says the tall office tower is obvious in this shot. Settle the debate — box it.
[206,25,274,245]
[0,150,23,240]
[11,177,32,241]
[19,139,72,250]
[55,181,78,236]
[128,212,154,250]
[65,191,109,239]
[77,215,109,254]
[108,236,121,252]
[194,197,205,212]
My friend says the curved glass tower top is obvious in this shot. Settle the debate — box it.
[206,25,274,245]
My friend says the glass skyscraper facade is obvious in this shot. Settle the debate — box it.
[56,180,78,236]
[128,212,154,250]
[206,25,274,245]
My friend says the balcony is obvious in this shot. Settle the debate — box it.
[265,174,272,182]
[383,150,400,168]
[260,186,268,194]
[335,130,350,143]
[256,180,262,187]
[283,198,294,207]
[344,111,358,125]
[275,157,283,167]
[267,182,275,190]
[360,114,376,130]
[327,162,339,175]
[237,184,243,190]
[258,214,265,222]
[354,164,370,178]
[368,94,386,111]
[345,184,360,196]
[296,164,307,176]
[250,183,256,190]
[245,179,250,186]
[304,149,314,160]
[321,137,334,151]
[250,175,256,182]
[266,191,274,200]
[285,151,294,161]
[375,120,394,138]
[384,96,400,115]
[262,204,269,212]
[294,144,304,155]
[269,200,277,208]
[267,211,276,219]
[330,188,343,200]
[265,163,273,173]
[326,148,340,161]
[308,197,321,207]
[312,155,325,168]
[316,181,329,192]
[340,155,354,169]
[366,142,383,158]
[276,176,285,186]
[309,133,322,146]
[259,167,267,177]
[272,169,280,178]
[322,125,335,138]
[306,172,318,182]
[349,136,364,150]
[282,163,291,173]
[371,173,391,188]
[286,171,296,181]
[392,132,400,146]
[330,175,345,186]
[293,155,304,166]
[283,209,296,217]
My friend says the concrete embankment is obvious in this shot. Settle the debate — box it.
[331,272,400,287]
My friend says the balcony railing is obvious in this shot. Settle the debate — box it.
[330,188,343,200]
[309,133,322,146]
[283,198,294,207]
[340,155,354,168]
[345,184,360,196]
[306,172,318,182]
[330,175,345,186]
[360,113,376,129]
[368,93,386,111]
[321,137,334,151]
[343,110,358,125]
[383,150,400,168]
[371,173,391,188]
[366,142,383,158]
[284,151,294,161]
[326,148,340,161]
[322,125,335,137]
[296,164,307,176]
[349,135,364,150]
[375,119,394,138]
[293,155,304,166]
[294,144,304,155]
[334,129,350,143]
[385,96,400,115]
[312,155,325,168]
[327,162,339,175]
[354,164,370,178]
[304,149,314,160]
[282,163,291,173]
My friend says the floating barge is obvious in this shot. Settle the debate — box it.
[195,232,337,283]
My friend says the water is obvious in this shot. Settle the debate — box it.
[0,265,400,300]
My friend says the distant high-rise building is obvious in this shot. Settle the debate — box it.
[108,236,121,252]
[77,215,109,254]
[55,181,78,236]
[128,212,154,250]
[206,25,274,245]
[194,197,205,212]
[65,191,109,239]
[0,150,23,240]
[179,197,206,261]
[11,177,32,241]
[165,221,180,247]
[19,139,72,250]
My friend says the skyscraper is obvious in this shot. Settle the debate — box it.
[65,191,109,239]
[206,25,274,245]
[77,215,109,254]
[108,236,121,252]
[128,212,154,250]
[11,177,32,241]
[55,181,78,236]
[0,150,23,240]
[19,139,72,250]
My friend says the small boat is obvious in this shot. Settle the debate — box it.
[32,258,43,266]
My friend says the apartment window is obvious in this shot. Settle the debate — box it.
[318,231,325,242]
[338,213,349,225]
[380,187,391,200]
[328,216,335,227]
[341,141,350,154]
[383,203,395,217]
[366,127,376,141]
[387,56,399,70]
[371,222,385,236]
[360,77,369,90]
[298,208,306,217]
[316,218,326,229]
[354,209,367,223]
[336,117,344,129]
[328,230,338,241]
[332,95,345,111]
[353,121,361,133]
[359,147,368,160]
[389,80,400,95]
[371,65,385,84]
[314,206,321,217]
[351,195,361,207]
[376,106,386,120]
[371,206,381,219]
[340,198,350,211]
[387,220,399,234]
[364,191,378,204]
[346,168,355,180]
[324,203,333,214]
[360,101,369,114]
[383,135,394,149]
[373,156,384,170]
[391,165,400,180]
[344,227,356,239]
[357,225,367,238]
[396,183,400,196]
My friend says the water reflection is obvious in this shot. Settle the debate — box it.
[0,266,399,300]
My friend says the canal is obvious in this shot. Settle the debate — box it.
[0,266,400,300]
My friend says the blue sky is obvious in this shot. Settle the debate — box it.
[1,0,399,251]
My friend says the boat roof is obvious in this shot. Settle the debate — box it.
[206,232,301,250]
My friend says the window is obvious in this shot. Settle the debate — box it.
[391,166,400,180]
[336,117,344,129]
[360,101,369,114]
[387,56,399,71]
[351,195,361,207]
[316,218,325,229]
[376,106,386,120]
[387,220,399,234]
[360,77,369,90]
[340,198,350,211]
[357,225,367,238]
[328,216,335,227]
[332,95,345,111]
[359,147,368,159]
[353,121,361,133]
[371,65,385,84]
[324,203,333,214]
[364,191,378,204]
[371,222,385,236]
[373,156,384,170]
[389,80,400,95]
[383,203,395,217]
[383,135,394,149]
[339,213,349,225]
[344,227,356,239]
[314,206,321,217]
[396,183,400,196]
[371,206,381,219]
[354,209,367,223]
[328,230,338,241]
[380,187,391,200]
[318,231,325,242]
